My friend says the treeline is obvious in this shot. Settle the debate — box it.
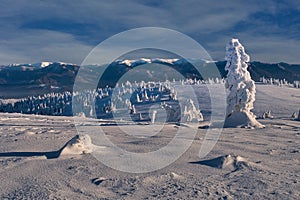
[259,77,300,88]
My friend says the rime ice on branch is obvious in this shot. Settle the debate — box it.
[224,38,264,128]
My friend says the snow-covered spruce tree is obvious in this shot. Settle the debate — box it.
[224,38,264,128]
[182,99,203,123]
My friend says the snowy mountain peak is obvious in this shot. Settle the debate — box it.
[152,58,180,64]
[32,62,53,68]
[6,62,53,68]
[114,58,219,67]
[115,58,184,67]
[1,62,79,71]
[118,58,149,67]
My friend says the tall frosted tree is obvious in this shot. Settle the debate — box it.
[224,38,264,128]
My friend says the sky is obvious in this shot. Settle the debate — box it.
[0,0,300,65]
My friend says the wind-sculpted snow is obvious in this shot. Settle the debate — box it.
[224,39,264,128]
[0,84,299,199]
[225,38,255,114]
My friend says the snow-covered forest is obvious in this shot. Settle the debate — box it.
[0,78,219,122]
[0,75,298,121]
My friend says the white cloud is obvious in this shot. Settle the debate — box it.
[0,0,299,64]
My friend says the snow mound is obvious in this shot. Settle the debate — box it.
[142,172,184,184]
[224,111,265,128]
[198,155,254,170]
[169,172,184,180]
[60,134,93,156]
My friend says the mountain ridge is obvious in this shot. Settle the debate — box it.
[0,59,299,98]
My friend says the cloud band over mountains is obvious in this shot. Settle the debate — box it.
[0,0,300,64]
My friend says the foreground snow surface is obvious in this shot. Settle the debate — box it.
[0,85,299,199]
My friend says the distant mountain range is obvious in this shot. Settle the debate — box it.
[0,59,299,98]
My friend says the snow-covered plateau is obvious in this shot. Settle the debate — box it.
[0,84,299,199]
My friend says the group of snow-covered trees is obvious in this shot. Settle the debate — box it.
[0,79,206,123]
[0,92,72,115]
[294,81,300,88]
[259,77,300,88]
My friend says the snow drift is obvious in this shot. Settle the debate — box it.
[197,154,255,171]
[59,134,93,156]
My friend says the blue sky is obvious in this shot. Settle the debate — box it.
[0,0,300,65]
